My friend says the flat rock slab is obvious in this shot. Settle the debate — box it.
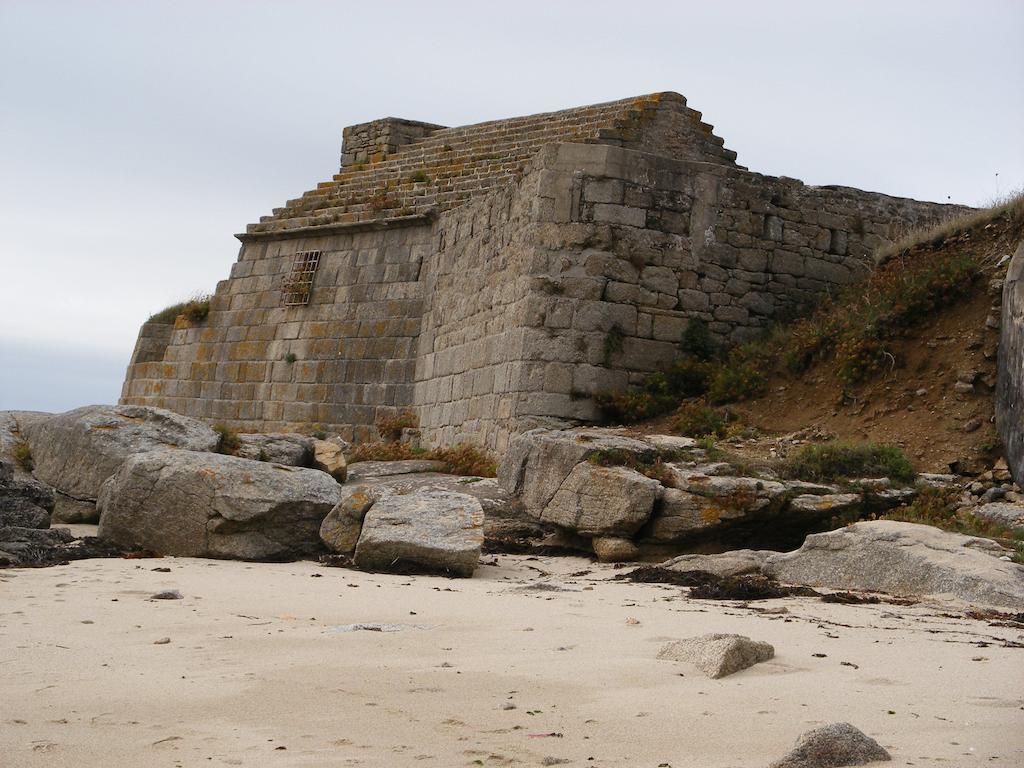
[765,520,1024,610]
[661,549,772,578]
[98,449,342,561]
[972,502,1024,531]
[346,460,448,482]
[657,633,774,678]
[21,404,219,501]
[235,433,313,466]
[768,722,891,767]
[353,489,484,577]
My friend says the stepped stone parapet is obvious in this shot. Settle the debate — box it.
[121,92,969,450]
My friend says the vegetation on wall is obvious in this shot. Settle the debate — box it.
[591,193,1024,427]
[148,294,212,325]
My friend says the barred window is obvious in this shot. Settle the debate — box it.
[281,250,322,306]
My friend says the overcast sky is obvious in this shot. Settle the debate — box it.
[1,0,1021,411]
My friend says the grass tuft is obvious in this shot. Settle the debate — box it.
[347,442,497,478]
[781,441,915,483]
[148,294,212,325]
[12,442,33,472]
[213,423,241,455]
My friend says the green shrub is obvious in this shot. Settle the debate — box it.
[284,352,297,364]
[603,324,626,362]
[673,405,734,438]
[659,358,713,398]
[680,318,720,362]
[11,442,33,472]
[781,441,915,483]
[213,423,241,455]
[707,361,766,404]
[593,389,675,424]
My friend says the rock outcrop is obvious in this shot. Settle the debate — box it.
[311,438,348,482]
[97,450,342,560]
[498,428,920,558]
[972,501,1024,532]
[235,433,314,466]
[542,463,661,536]
[657,633,774,678]
[329,465,541,550]
[20,405,220,522]
[767,722,890,767]
[0,459,55,529]
[764,520,1024,610]
[353,489,484,577]
[996,239,1024,486]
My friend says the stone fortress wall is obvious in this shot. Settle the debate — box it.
[121,92,968,450]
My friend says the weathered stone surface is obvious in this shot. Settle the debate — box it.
[319,485,377,555]
[0,497,49,529]
[765,521,1024,609]
[972,502,1024,531]
[0,525,123,568]
[21,405,219,502]
[311,438,348,482]
[788,493,861,516]
[0,458,55,529]
[592,536,640,562]
[235,433,313,466]
[353,490,484,577]
[542,463,661,536]
[643,487,740,541]
[644,434,699,452]
[0,525,73,566]
[52,495,99,524]
[97,450,342,560]
[499,428,658,519]
[996,239,1024,486]
[347,459,448,482]
[768,722,891,768]
[661,549,771,578]
[328,468,539,548]
[657,633,774,678]
[671,467,787,511]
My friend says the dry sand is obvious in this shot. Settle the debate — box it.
[2,536,1023,767]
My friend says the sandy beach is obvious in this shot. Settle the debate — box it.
[2,533,1022,768]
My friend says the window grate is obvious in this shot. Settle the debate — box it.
[281,250,322,306]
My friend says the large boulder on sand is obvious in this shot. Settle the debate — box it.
[657,633,774,679]
[97,450,342,560]
[328,468,542,549]
[352,489,484,577]
[21,405,220,505]
[764,520,1024,610]
[767,722,890,768]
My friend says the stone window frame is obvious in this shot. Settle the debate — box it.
[281,250,322,306]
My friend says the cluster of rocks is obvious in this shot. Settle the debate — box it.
[0,404,493,575]
[498,427,922,562]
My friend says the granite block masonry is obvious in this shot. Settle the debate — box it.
[121,91,969,452]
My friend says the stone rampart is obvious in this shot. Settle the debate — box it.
[122,93,969,451]
[997,239,1024,484]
